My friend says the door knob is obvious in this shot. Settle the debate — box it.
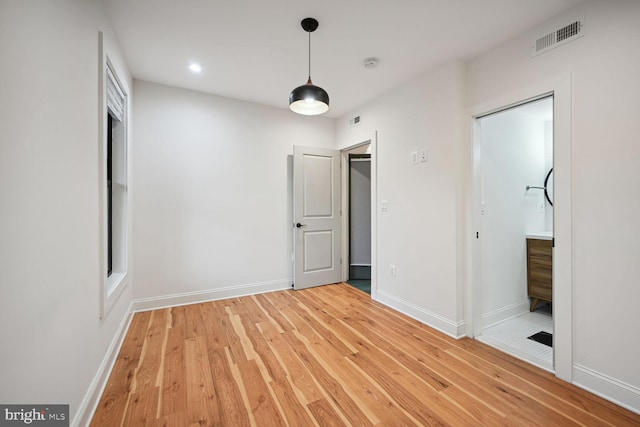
[296,223,307,228]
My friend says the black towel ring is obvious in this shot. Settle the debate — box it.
[544,168,553,206]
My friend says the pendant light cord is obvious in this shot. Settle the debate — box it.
[307,30,312,82]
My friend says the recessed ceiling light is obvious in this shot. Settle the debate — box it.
[189,63,202,73]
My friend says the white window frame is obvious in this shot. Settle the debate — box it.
[99,32,129,319]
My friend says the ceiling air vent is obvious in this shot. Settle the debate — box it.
[349,115,361,128]
[531,17,584,57]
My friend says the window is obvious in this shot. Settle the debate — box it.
[101,59,128,318]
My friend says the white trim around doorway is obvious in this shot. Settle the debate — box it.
[465,74,573,382]
[341,132,378,299]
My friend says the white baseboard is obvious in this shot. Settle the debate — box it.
[375,290,466,338]
[72,301,134,427]
[133,279,292,312]
[481,300,530,329]
[573,364,640,415]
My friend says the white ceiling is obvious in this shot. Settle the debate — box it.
[104,0,583,118]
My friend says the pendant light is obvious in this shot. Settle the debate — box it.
[289,18,329,115]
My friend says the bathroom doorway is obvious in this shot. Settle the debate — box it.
[474,96,555,371]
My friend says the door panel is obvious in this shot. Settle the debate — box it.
[304,231,334,271]
[294,145,341,290]
[303,155,333,217]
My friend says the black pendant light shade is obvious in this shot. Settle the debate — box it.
[289,78,330,115]
[289,18,329,115]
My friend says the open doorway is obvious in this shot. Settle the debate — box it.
[342,143,372,295]
[474,96,554,371]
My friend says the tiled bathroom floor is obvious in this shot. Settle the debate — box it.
[477,305,553,371]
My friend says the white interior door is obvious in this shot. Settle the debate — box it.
[293,145,342,290]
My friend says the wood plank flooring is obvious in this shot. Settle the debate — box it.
[91,283,640,426]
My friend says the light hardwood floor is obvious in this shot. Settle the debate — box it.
[91,283,640,426]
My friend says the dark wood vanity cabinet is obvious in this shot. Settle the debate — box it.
[527,238,552,311]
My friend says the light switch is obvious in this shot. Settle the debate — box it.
[410,151,418,164]
[381,200,389,212]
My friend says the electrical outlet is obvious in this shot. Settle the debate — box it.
[419,148,429,163]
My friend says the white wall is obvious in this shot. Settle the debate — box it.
[0,0,133,424]
[467,0,640,411]
[478,108,548,323]
[132,81,335,305]
[336,60,467,337]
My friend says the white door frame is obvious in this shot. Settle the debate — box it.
[465,75,573,382]
[341,132,378,299]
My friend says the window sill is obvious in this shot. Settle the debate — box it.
[102,271,128,320]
